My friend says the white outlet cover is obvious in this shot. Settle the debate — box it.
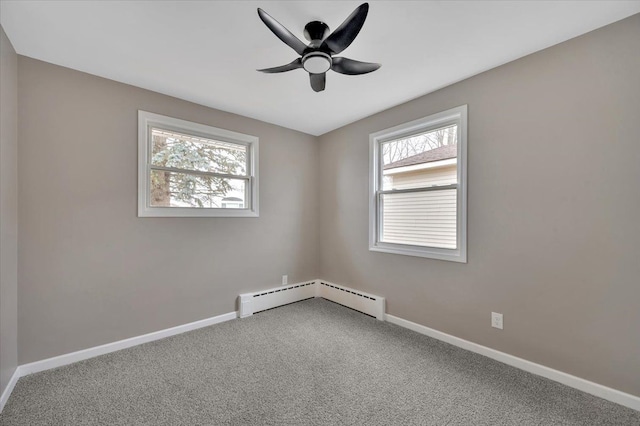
[282,275,288,286]
[492,312,503,330]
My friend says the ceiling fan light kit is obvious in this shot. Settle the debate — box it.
[302,52,331,74]
[257,3,381,92]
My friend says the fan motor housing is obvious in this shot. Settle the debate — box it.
[303,21,330,42]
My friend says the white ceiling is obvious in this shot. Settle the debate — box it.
[2,1,639,136]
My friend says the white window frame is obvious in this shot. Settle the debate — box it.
[369,105,467,262]
[138,111,259,217]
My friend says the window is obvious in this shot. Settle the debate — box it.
[369,105,467,262]
[138,111,259,217]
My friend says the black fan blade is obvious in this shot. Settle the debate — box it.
[310,73,326,92]
[258,58,303,73]
[257,8,307,56]
[321,3,369,54]
[331,57,380,75]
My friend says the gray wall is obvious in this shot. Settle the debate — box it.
[18,57,319,364]
[318,14,640,396]
[0,25,18,396]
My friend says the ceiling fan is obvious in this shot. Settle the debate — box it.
[257,3,381,92]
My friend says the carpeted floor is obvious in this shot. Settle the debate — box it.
[1,298,638,425]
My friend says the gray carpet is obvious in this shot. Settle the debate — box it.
[1,298,638,425]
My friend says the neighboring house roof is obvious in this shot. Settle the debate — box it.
[222,197,243,202]
[384,144,457,170]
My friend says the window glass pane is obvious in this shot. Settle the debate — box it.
[381,189,457,249]
[150,170,246,209]
[151,128,247,176]
[382,124,457,191]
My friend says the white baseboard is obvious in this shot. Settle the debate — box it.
[0,367,20,413]
[386,314,640,412]
[1,309,237,413]
[19,310,238,377]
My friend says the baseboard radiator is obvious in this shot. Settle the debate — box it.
[239,281,316,317]
[239,280,385,320]
[317,281,385,320]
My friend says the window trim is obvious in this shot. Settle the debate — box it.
[138,110,259,217]
[369,105,467,262]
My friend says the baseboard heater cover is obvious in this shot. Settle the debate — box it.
[239,281,316,317]
[317,281,385,320]
[239,280,385,321]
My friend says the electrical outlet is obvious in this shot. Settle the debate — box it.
[491,312,503,330]
[282,275,288,285]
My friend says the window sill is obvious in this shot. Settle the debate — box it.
[138,206,259,218]
[369,242,466,263]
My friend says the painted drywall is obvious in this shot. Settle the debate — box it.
[0,25,18,396]
[318,14,640,397]
[18,57,319,364]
